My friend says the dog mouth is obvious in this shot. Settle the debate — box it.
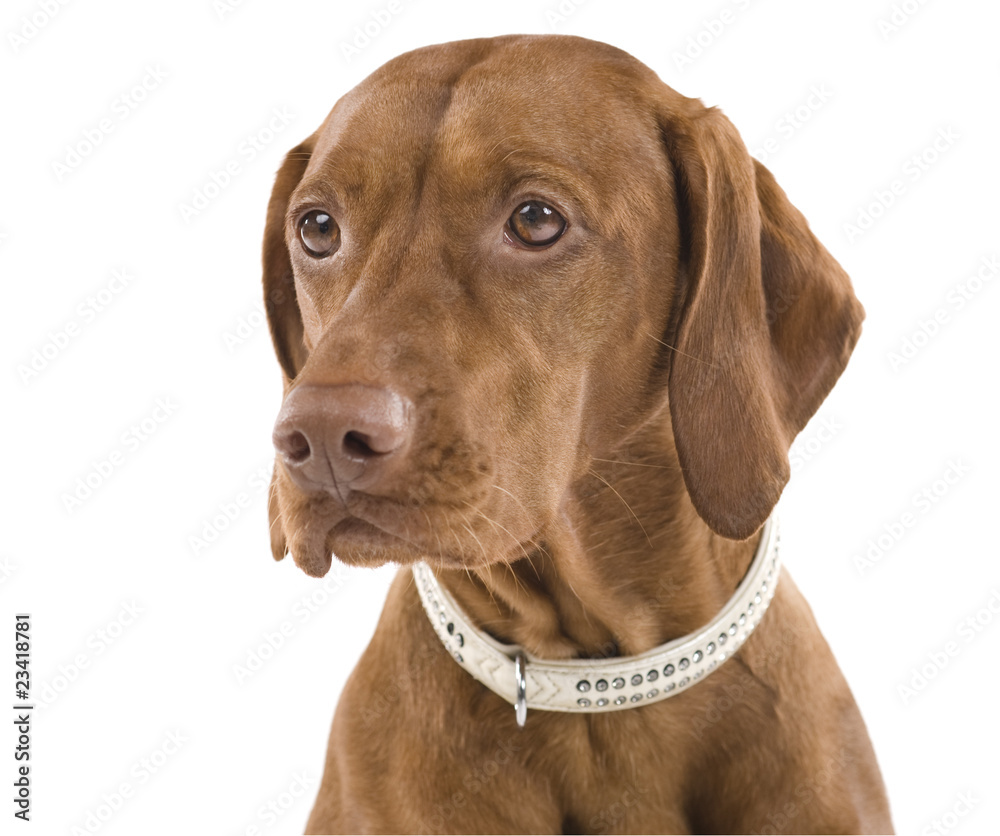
[328,516,475,570]
[283,486,535,577]
[330,515,430,562]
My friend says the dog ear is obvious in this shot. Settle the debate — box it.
[262,139,314,383]
[660,96,864,540]
[263,140,314,561]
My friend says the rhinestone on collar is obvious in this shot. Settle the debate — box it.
[412,514,780,727]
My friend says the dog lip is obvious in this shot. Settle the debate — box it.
[331,499,483,567]
[291,486,537,568]
[332,514,402,541]
[294,548,333,578]
[329,514,433,564]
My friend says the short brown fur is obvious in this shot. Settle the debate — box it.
[261,35,892,834]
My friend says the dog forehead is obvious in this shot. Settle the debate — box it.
[308,36,662,188]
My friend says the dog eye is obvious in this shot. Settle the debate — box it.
[508,201,566,247]
[298,210,340,258]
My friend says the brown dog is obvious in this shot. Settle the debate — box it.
[262,34,893,834]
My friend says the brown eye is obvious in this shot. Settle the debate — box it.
[508,201,566,247]
[298,210,340,257]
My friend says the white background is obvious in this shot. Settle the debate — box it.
[2,0,998,833]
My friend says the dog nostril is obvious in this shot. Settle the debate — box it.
[343,430,378,459]
[284,431,311,463]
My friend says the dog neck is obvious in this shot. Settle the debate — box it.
[434,415,762,661]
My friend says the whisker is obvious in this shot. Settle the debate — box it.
[643,330,717,367]
[461,522,490,566]
[477,562,502,613]
[519,544,543,583]
[590,456,679,471]
[461,500,534,565]
[489,482,534,519]
[503,558,528,599]
[586,468,653,550]
[419,506,448,561]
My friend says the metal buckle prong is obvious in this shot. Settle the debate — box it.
[514,652,527,728]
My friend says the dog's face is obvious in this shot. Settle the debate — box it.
[263,35,863,578]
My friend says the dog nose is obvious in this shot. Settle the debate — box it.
[272,384,413,495]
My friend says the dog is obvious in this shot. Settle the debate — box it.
[261,34,893,834]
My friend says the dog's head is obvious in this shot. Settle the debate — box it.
[262,35,863,578]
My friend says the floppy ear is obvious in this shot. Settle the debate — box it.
[263,140,314,383]
[262,140,314,561]
[661,97,864,540]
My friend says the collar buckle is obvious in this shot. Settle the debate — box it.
[514,652,528,728]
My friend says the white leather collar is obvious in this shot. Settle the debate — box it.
[412,515,781,726]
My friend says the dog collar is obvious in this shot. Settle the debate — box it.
[412,515,781,727]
